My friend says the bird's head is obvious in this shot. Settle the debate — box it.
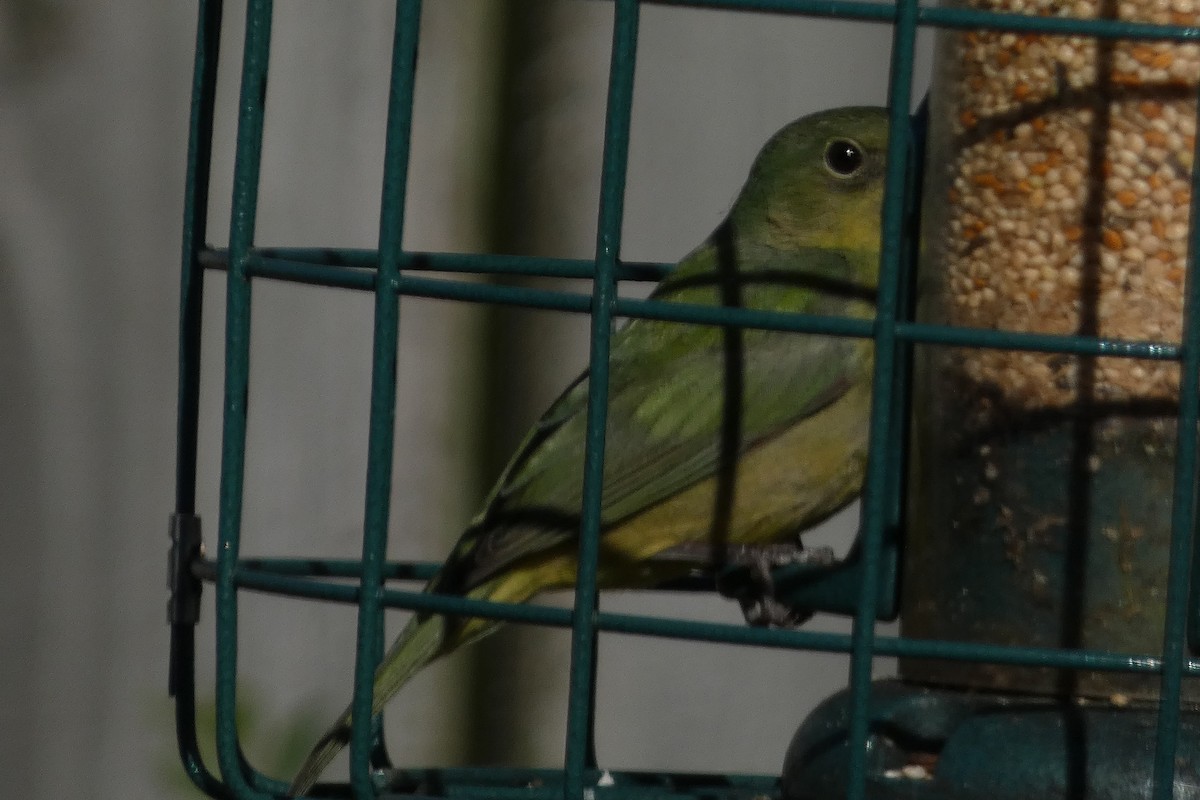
[729,106,891,271]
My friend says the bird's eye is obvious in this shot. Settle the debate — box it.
[824,138,865,177]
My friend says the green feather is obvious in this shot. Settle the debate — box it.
[287,614,448,796]
[290,106,890,793]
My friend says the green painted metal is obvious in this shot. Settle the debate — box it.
[249,248,671,283]
[1150,61,1200,800]
[840,0,921,795]
[346,2,423,797]
[782,680,1200,800]
[564,3,640,793]
[200,247,1185,361]
[213,0,273,796]
[645,0,1200,42]
[172,0,225,797]
[376,767,780,799]
[169,0,1200,798]
[903,416,1190,699]
[194,550,1200,672]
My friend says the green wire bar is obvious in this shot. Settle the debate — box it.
[195,245,1184,362]
[214,0,274,795]
[195,555,1200,676]
[198,246,1186,359]
[646,0,1200,41]
[838,0,919,795]
[562,3,641,796]
[346,1,423,798]
[169,0,1200,799]
[1150,67,1200,800]
[171,0,224,794]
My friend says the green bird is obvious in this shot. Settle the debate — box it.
[289,105,888,794]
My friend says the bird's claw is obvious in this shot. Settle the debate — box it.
[648,541,835,627]
[720,543,836,628]
[739,594,809,628]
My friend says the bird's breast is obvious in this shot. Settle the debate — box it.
[602,377,873,563]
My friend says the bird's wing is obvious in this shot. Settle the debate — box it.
[446,243,874,592]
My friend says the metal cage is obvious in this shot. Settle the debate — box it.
[168,1,1200,799]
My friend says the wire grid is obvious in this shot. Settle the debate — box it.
[168,1,1200,799]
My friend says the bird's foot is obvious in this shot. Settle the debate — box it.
[729,545,834,628]
[739,594,809,628]
[650,542,834,628]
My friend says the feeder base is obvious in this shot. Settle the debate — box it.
[782,678,1200,800]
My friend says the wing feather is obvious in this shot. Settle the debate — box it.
[446,242,874,592]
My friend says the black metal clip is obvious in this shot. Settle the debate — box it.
[168,512,204,626]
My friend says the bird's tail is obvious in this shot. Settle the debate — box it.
[287,611,450,796]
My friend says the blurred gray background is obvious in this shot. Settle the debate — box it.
[0,1,930,796]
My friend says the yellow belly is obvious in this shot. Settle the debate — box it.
[474,378,871,605]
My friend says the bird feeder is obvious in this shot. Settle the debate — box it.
[782,2,1200,799]
[171,1,1200,799]
[905,0,1197,703]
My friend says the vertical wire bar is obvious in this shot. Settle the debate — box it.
[214,0,273,798]
[875,102,926,617]
[843,2,919,798]
[347,1,422,797]
[176,0,221,519]
[173,0,231,797]
[876,100,927,618]
[1150,89,1200,800]
[563,2,639,798]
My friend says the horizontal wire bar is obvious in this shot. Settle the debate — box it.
[201,246,670,283]
[643,0,1200,41]
[378,785,775,800]
[257,256,377,291]
[203,559,1197,676]
[235,557,439,581]
[613,295,876,337]
[195,556,714,592]
[381,766,780,792]
[401,787,774,800]
[895,320,1181,360]
[394,273,595,314]
[199,247,1185,358]
[601,610,1178,674]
